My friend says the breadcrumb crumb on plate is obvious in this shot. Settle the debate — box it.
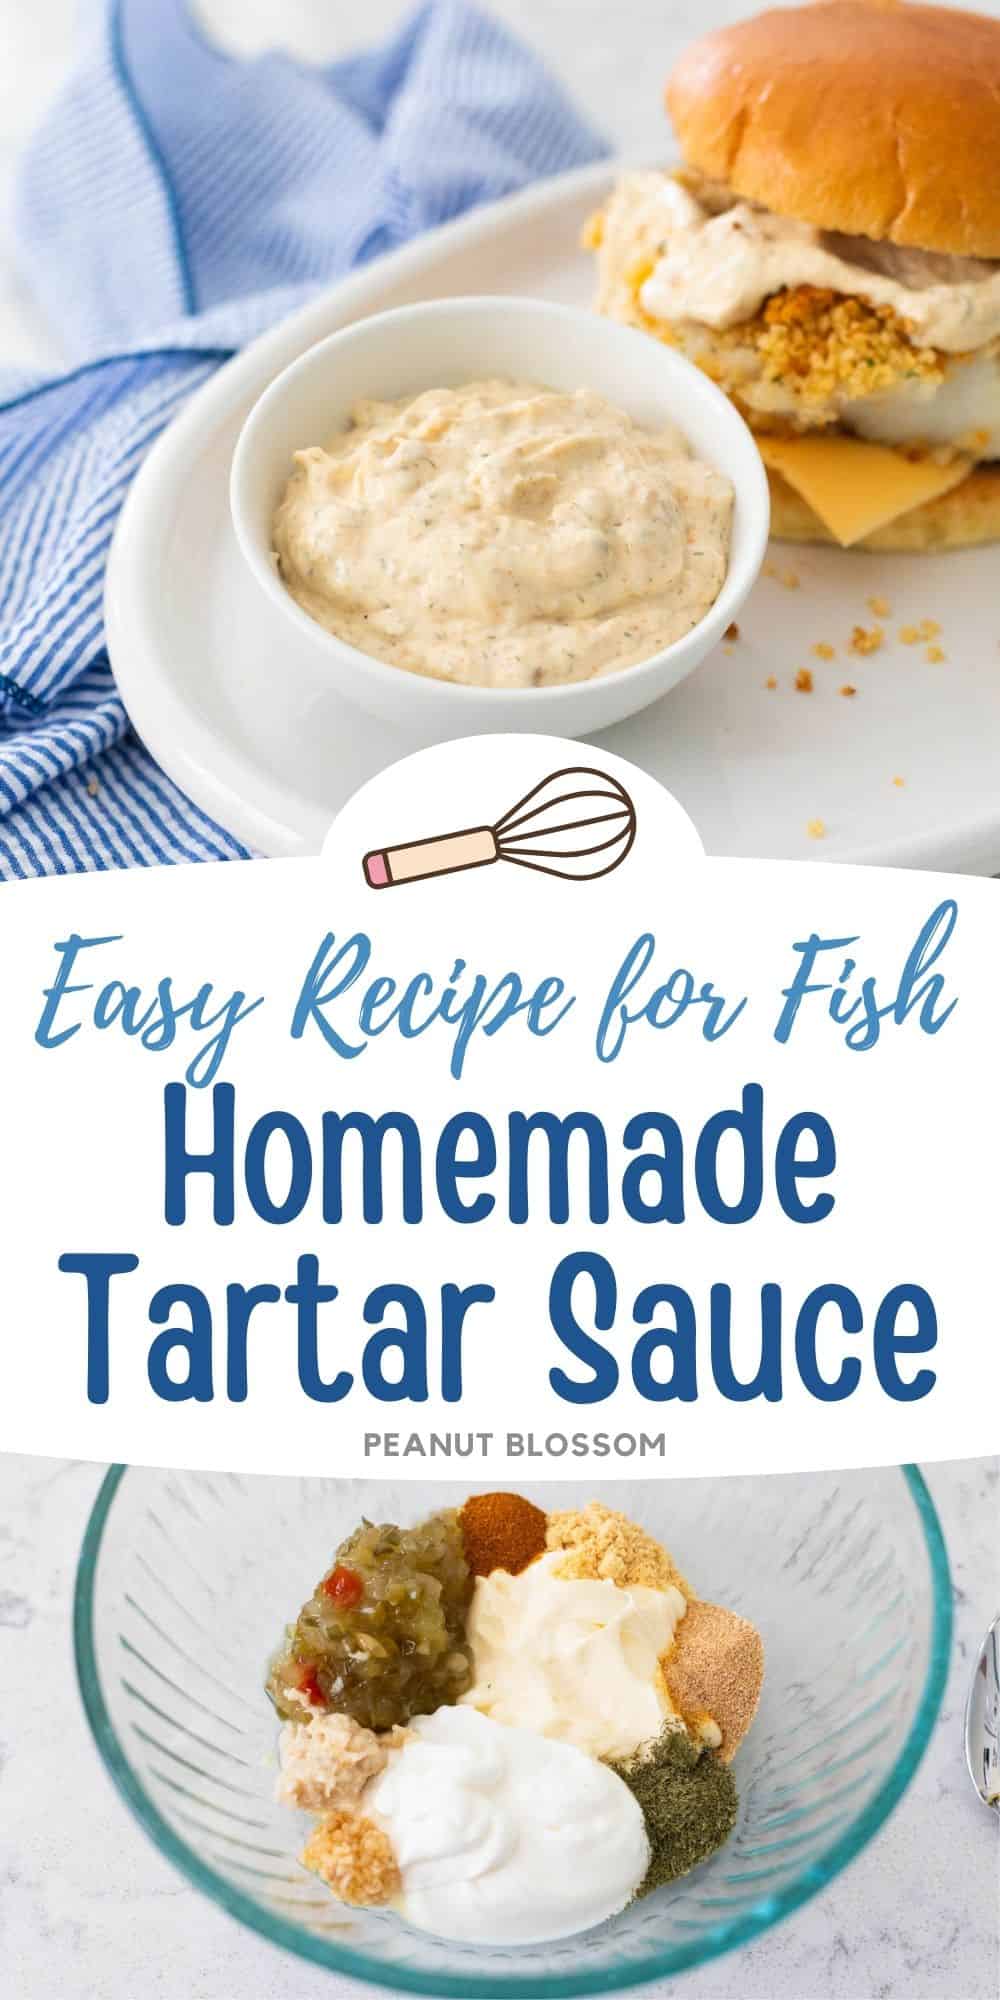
[849,625,884,656]
[763,561,801,589]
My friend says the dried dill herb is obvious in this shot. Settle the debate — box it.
[610,1727,738,1894]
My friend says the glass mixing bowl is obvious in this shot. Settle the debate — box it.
[74,1468,951,1994]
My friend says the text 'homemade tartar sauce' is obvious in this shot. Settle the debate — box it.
[272,380,733,688]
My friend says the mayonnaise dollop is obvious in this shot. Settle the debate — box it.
[640,176,1000,354]
[461,1550,684,1759]
[367,1706,648,1943]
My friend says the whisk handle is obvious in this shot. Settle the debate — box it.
[363,825,498,890]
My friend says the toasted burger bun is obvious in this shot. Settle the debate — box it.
[667,2,1000,259]
[768,462,1000,551]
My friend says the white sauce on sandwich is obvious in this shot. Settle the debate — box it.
[640,176,1000,353]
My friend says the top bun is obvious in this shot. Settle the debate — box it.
[667,2,1000,258]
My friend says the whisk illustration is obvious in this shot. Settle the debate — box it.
[362,766,636,891]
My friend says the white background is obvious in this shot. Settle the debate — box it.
[0,7,997,2000]
[2,737,997,1479]
[0,739,997,2000]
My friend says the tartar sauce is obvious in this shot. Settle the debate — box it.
[272,380,733,688]
[640,175,1000,354]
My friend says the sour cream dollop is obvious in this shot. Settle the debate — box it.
[367,1706,648,1944]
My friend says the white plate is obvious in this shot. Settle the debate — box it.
[106,160,1000,870]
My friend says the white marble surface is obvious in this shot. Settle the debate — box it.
[1,1453,997,2000]
[0,4,998,1997]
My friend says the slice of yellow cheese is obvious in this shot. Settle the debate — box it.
[758,435,972,547]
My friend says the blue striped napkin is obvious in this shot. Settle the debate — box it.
[0,0,605,879]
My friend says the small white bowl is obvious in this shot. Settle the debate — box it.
[230,296,769,739]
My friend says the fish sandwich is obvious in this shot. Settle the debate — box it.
[588,1,1000,548]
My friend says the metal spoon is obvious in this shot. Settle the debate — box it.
[964,1611,1000,1810]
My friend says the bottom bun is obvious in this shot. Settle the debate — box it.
[768,464,1000,551]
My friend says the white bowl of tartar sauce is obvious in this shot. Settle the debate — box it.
[230,295,769,739]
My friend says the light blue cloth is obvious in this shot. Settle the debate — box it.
[0,0,605,878]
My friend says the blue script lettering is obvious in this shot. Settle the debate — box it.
[775,901,959,1048]
[596,934,746,1061]
[291,933,574,1079]
[35,933,262,1084]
